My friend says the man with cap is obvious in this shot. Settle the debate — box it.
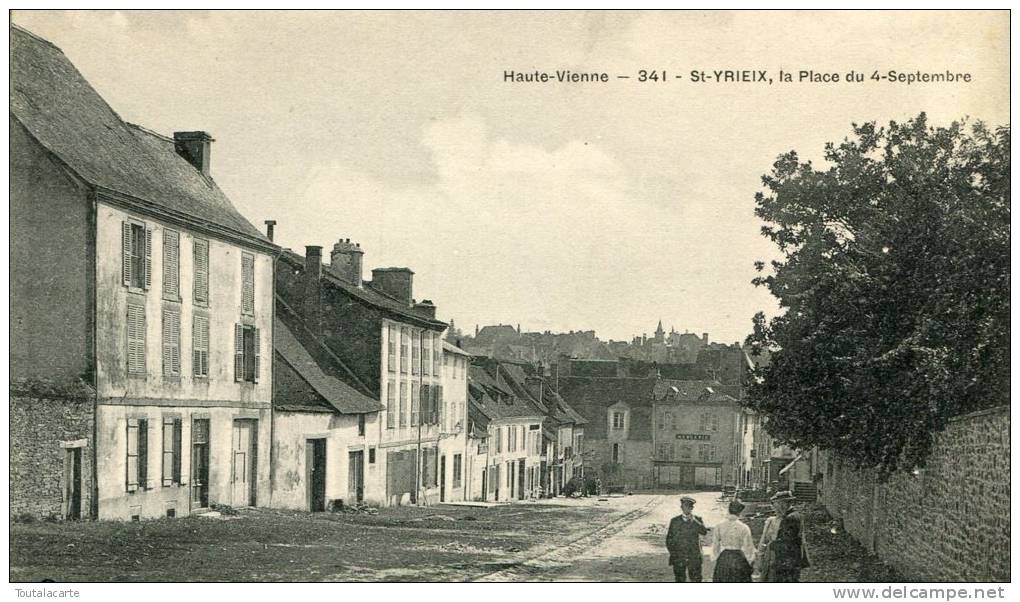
[769,490,810,582]
[665,495,708,582]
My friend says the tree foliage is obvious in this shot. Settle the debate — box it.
[745,114,1009,476]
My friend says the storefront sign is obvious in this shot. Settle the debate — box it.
[675,433,710,441]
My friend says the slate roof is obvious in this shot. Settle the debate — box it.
[279,250,446,329]
[554,376,658,441]
[274,302,382,414]
[10,25,273,250]
[467,363,545,422]
[652,379,742,403]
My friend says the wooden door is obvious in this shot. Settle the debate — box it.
[64,447,82,520]
[348,450,364,503]
[231,419,257,507]
[439,455,447,502]
[308,438,327,512]
[518,460,526,500]
[191,419,210,508]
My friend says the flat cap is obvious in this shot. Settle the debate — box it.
[680,496,696,504]
[770,490,795,502]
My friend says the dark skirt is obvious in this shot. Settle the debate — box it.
[713,549,753,583]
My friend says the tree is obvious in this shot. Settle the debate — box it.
[745,114,1009,476]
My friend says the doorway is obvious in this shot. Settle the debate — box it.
[191,419,210,509]
[439,455,446,502]
[64,447,82,520]
[348,450,364,503]
[481,467,487,502]
[308,438,327,512]
[518,460,526,500]
[231,419,258,507]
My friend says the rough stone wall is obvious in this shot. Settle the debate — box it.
[11,393,95,519]
[819,406,1009,582]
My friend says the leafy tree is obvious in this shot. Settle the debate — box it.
[745,114,1009,476]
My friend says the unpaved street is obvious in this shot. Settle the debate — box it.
[477,491,730,582]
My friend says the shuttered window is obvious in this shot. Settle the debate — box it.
[234,324,260,383]
[162,309,181,377]
[126,418,149,491]
[411,381,419,427]
[122,221,151,289]
[422,332,431,376]
[387,325,396,372]
[193,239,209,304]
[162,417,182,486]
[162,229,180,300]
[386,380,396,429]
[411,331,420,375]
[452,454,462,488]
[193,315,209,377]
[241,252,255,315]
[400,328,409,374]
[433,337,441,377]
[399,382,408,427]
[126,304,146,375]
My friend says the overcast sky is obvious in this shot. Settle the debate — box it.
[12,10,1008,343]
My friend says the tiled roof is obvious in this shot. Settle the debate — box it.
[652,379,742,402]
[10,25,273,250]
[467,364,544,421]
[274,309,382,415]
[279,250,446,329]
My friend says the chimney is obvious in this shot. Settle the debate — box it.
[370,267,414,305]
[264,220,277,242]
[303,246,323,325]
[414,299,437,319]
[702,333,709,344]
[173,131,213,176]
[330,238,364,286]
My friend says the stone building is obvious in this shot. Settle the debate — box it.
[11,25,277,520]
[438,341,472,503]
[275,242,447,506]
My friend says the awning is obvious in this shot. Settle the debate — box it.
[778,453,803,475]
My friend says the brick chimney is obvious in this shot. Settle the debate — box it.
[702,333,709,344]
[330,238,364,286]
[525,376,544,402]
[303,246,323,326]
[414,299,437,319]
[370,267,414,305]
[264,220,277,242]
[173,131,213,176]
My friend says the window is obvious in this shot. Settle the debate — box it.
[712,414,719,432]
[612,411,625,430]
[453,454,462,488]
[400,328,409,374]
[241,252,255,315]
[659,411,666,430]
[399,382,408,427]
[126,418,149,492]
[433,338,441,376]
[161,417,182,486]
[127,304,146,375]
[122,221,151,289]
[193,239,209,304]
[387,325,396,372]
[422,332,431,376]
[368,447,376,463]
[386,380,396,429]
[495,427,502,453]
[709,445,718,462]
[162,309,181,377]
[612,442,621,464]
[234,324,260,383]
[358,414,366,436]
[411,381,420,426]
[162,229,180,300]
[681,445,692,459]
[193,315,210,377]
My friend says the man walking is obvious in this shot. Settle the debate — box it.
[769,491,810,582]
[665,495,708,582]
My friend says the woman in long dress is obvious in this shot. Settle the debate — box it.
[754,497,784,582]
[711,500,756,582]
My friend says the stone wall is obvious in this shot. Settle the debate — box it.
[11,391,95,519]
[819,405,1009,582]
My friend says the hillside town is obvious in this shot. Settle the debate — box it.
[9,15,1009,587]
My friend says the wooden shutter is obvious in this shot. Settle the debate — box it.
[435,386,443,425]
[122,221,133,286]
[253,327,261,382]
[162,310,181,376]
[193,315,209,377]
[193,239,209,303]
[126,418,139,491]
[163,230,179,299]
[234,324,244,381]
[144,227,153,289]
[173,418,182,484]
[127,304,146,375]
[137,419,149,489]
[241,253,255,314]
[162,417,175,486]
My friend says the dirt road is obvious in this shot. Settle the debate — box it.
[476,491,730,582]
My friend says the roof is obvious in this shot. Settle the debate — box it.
[467,363,545,422]
[554,376,658,440]
[274,313,382,414]
[10,25,274,251]
[443,340,472,357]
[652,379,742,403]
[279,250,446,329]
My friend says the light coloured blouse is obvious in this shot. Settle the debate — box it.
[711,515,756,564]
[758,516,781,549]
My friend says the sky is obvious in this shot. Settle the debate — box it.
[11,10,1009,343]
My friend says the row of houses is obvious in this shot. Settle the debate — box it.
[9,24,588,521]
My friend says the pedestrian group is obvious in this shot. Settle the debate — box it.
[665,490,810,583]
